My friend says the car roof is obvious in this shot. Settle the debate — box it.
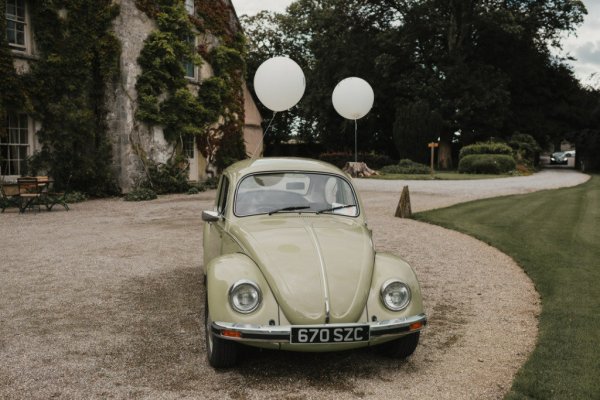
[224,157,348,181]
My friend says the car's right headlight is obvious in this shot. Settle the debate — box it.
[229,280,262,314]
[380,279,411,311]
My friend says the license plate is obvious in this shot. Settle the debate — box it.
[291,325,370,344]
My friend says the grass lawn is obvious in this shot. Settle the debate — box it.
[415,175,600,399]
[370,172,512,180]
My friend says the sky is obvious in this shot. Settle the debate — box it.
[230,0,600,88]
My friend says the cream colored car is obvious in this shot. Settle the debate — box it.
[202,158,426,367]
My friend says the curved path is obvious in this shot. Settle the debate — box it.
[0,170,589,399]
[355,169,590,212]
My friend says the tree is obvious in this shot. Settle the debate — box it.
[241,0,590,166]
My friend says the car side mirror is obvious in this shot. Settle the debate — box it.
[202,210,222,222]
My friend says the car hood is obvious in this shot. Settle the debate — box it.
[230,215,374,325]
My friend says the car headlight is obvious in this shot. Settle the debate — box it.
[229,280,262,314]
[380,279,411,311]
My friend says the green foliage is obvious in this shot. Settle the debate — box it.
[509,133,541,166]
[381,159,430,175]
[0,0,29,129]
[572,91,600,172]
[11,1,122,196]
[142,156,190,194]
[203,176,219,190]
[576,128,600,172]
[459,141,513,159]
[64,191,88,204]
[242,0,594,158]
[124,187,158,201]
[416,177,600,399]
[318,151,394,169]
[135,0,247,173]
[458,154,516,174]
[393,101,443,164]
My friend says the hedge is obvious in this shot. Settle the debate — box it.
[318,152,395,169]
[380,159,430,174]
[459,142,513,159]
[458,154,516,174]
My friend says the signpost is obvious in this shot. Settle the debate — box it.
[428,142,439,177]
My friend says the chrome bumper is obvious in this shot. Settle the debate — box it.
[211,313,427,343]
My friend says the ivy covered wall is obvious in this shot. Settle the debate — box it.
[134,0,247,178]
[0,0,121,194]
[1,0,251,194]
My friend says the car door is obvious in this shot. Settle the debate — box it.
[203,175,230,266]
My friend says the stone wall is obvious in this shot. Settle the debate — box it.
[106,0,263,192]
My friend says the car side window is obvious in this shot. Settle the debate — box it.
[217,176,229,215]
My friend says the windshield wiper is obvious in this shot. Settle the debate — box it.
[268,206,310,215]
[316,204,356,214]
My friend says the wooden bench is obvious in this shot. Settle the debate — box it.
[17,177,44,213]
[1,182,20,213]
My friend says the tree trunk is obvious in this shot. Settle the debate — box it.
[437,140,453,170]
[342,162,378,178]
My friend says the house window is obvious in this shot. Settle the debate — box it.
[184,59,196,79]
[1,113,29,176]
[185,0,194,15]
[184,35,197,80]
[6,0,26,50]
[182,134,195,158]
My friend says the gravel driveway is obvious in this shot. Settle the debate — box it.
[0,170,588,399]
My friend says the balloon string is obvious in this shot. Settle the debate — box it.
[354,119,358,163]
[251,111,277,160]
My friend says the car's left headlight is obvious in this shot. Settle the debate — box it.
[380,279,411,311]
[229,280,262,314]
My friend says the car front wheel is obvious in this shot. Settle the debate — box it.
[205,292,239,368]
[374,332,420,359]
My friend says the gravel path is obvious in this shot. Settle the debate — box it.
[355,169,590,212]
[0,170,588,399]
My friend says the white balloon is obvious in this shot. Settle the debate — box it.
[253,57,306,112]
[331,77,374,120]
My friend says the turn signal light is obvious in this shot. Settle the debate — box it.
[222,330,242,338]
[409,322,423,331]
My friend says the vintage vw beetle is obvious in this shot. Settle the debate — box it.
[202,158,426,367]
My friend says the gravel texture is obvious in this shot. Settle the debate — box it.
[0,170,587,399]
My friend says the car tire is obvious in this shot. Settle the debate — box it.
[374,332,420,359]
[205,292,239,368]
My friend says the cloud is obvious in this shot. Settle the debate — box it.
[231,0,292,17]
[574,41,600,64]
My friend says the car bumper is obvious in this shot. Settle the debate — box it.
[211,313,427,346]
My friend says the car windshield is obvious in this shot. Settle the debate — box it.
[234,172,359,217]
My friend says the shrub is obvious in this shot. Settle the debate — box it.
[509,133,541,166]
[124,188,158,202]
[203,176,219,190]
[318,152,395,169]
[187,183,207,194]
[380,159,431,174]
[459,142,513,159]
[458,154,516,174]
[64,191,88,203]
[142,156,190,194]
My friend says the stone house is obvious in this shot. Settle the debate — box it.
[1,0,262,191]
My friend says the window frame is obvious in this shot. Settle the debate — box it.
[5,0,27,51]
[1,113,30,177]
[217,176,230,215]
[182,134,195,159]
[232,171,361,218]
[183,34,198,81]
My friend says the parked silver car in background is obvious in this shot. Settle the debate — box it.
[550,150,575,165]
